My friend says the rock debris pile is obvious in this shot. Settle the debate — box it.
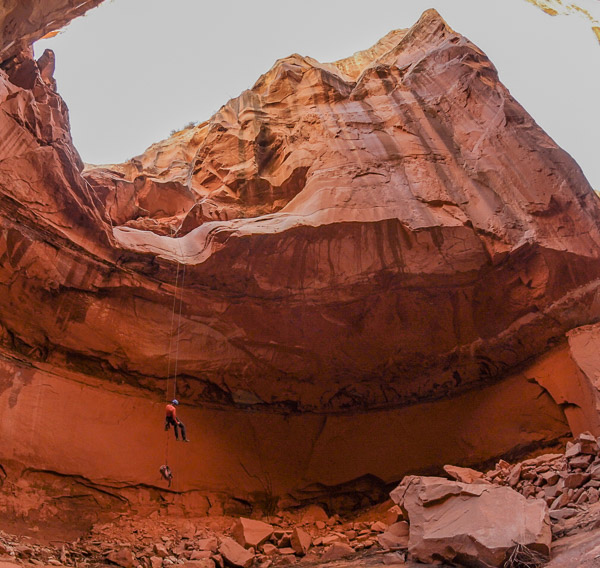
[482,432,600,537]
[3,434,600,568]
[383,431,600,566]
[0,506,397,568]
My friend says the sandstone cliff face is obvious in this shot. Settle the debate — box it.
[86,10,600,412]
[1,7,600,518]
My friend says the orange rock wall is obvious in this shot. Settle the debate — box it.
[0,340,590,513]
[2,11,600,415]
[0,0,104,62]
[1,6,600,522]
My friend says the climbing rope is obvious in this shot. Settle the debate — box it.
[163,225,187,481]
[166,259,182,400]
[164,226,184,468]
[172,263,186,398]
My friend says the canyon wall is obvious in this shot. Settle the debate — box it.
[1,4,600,526]
[0,1,104,62]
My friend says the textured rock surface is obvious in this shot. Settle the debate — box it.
[82,10,600,414]
[4,9,600,412]
[0,0,104,62]
[1,6,600,519]
[391,475,552,566]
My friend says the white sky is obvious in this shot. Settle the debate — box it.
[34,0,600,190]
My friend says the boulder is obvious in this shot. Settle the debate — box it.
[377,522,409,550]
[153,544,169,558]
[321,535,343,545]
[564,473,590,489]
[106,548,135,568]
[300,505,328,524]
[290,528,311,556]
[197,538,218,553]
[577,432,599,455]
[385,505,403,525]
[320,543,354,562]
[391,476,551,567]
[507,464,522,487]
[443,465,487,484]
[232,518,274,549]
[181,562,216,568]
[261,544,278,556]
[565,443,583,459]
[218,539,254,568]
[541,471,560,486]
[568,454,593,469]
[277,548,296,556]
[370,521,388,533]
[190,551,212,560]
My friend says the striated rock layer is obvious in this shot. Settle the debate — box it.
[1,7,600,521]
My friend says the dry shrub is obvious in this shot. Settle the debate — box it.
[504,543,548,568]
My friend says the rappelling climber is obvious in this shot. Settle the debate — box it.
[159,464,173,487]
[165,399,189,442]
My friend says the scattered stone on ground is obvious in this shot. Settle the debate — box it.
[3,433,600,568]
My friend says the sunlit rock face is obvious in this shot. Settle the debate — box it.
[86,9,600,412]
[1,7,600,518]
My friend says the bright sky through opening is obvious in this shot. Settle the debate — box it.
[34,0,600,190]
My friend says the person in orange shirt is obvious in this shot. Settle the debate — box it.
[164,399,189,442]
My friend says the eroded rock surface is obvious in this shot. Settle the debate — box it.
[4,9,600,412]
[1,6,600,517]
[391,476,552,566]
[0,1,104,62]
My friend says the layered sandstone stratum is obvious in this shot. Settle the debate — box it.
[2,2,600,533]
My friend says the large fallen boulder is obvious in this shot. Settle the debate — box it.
[391,476,551,567]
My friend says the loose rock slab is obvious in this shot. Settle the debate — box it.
[218,538,254,568]
[291,527,312,555]
[391,476,552,567]
[232,517,274,549]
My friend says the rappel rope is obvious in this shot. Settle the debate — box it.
[164,258,181,468]
[173,263,187,398]
[164,226,186,470]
